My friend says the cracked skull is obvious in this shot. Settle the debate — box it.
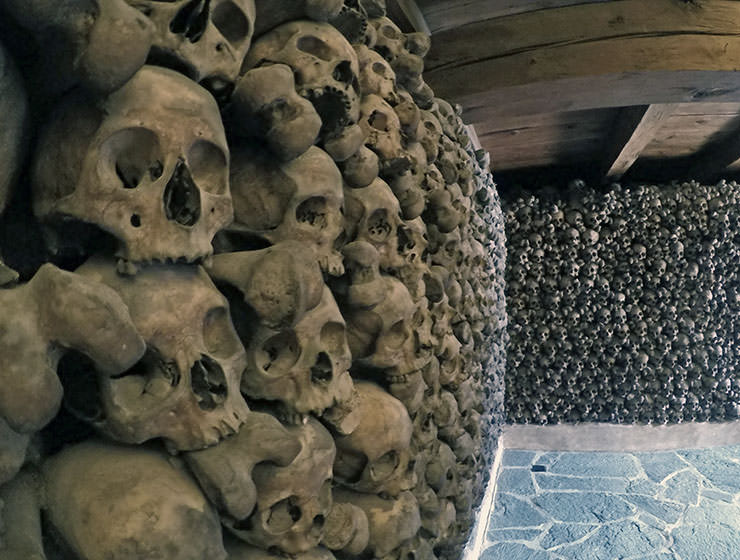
[73,257,249,451]
[33,65,233,265]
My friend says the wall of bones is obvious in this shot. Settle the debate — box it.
[505,181,740,425]
[0,1,507,559]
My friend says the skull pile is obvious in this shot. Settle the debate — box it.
[506,180,740,425]
[0,1,506,559]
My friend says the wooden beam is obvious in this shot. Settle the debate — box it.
[458,71,740,122]
[425,0,740,73]
[417,0,612,34]
[602,104,677,181]
[396,0,431,35]
[686,115,740,179]
[423,0,740,119]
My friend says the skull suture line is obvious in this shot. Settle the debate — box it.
[33,66,233,267]
[73,257,249,451]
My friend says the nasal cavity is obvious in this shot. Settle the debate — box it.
[164,158,201,226]
[190,354,227,411]
[310,352,333,384]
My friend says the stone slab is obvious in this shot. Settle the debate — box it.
[534,492,635,523]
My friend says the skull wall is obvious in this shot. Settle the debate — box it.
[0,1,506,559]
[505,180,740,425]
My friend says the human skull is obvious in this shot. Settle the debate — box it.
[226,417,335,554]
[0,263,145,434]
[208,241,325,330]
[355,44,398,105]
[343,176,403,271]
[244,21,360,142]
[253,0,344,36]
[241,286,354,419]
[359,94,408,174]
[321,502,370,556]
[184,411,302,520]
[344,275,424,375]
[396,217,429,297]
[226,541,338,560]
[43,440,227,560]
[332,488,421,558]
[333,381,415,496]
[229,64,322,162]
[228,144,346,276]
[74,257,249,451]
[126,0,256,99]
[33,66,233,266]
[3,0,153,95]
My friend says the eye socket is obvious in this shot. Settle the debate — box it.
[99,128,162,190]
[187,140,228,195]
[256,331,300,376]
[265,498,301,533]
[212,1,250,44]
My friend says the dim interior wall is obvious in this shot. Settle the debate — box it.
[505,181,740,426]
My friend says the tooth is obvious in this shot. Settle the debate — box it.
[116,258,138,276]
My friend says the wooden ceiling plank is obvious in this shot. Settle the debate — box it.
[425,0,740,73]
[456,70,740,122]
[602,104,677,180]
[418,0,613,34]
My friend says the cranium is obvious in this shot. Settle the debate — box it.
[2,0,153,95]
[184,411,302,520]
[321,502,370,556]
[340,144,379,188]
[226,418,335,554]
[425,440,458,498]
[396,217,429,297]
[74,257,249,451]
[43,440,227,560]
[359,94,408,174]
[333,381,415,496]
[343,176,403,271]
[126,0,256,99]
[208,241,325,330]
[244,21,361,143]
[240,285,354,419]
[228,144,345,276]
[33,66,233,266]
[418,110,442,163]
[344,274,426,376]
[0,263,145,434]
[355,44,398,105]
[229,64,321,162]
[0,42,27,214]
[332,488,421,557]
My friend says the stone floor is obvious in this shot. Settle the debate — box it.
[479,445,740,559]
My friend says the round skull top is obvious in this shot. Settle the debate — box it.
[243,21,361,141]
[32,65,233,266]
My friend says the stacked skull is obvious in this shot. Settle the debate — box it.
[0,1,506,559]
[505,180,740,425]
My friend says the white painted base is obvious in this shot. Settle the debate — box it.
[503,420,740,452]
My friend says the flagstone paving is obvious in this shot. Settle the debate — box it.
[480,445,740,559]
